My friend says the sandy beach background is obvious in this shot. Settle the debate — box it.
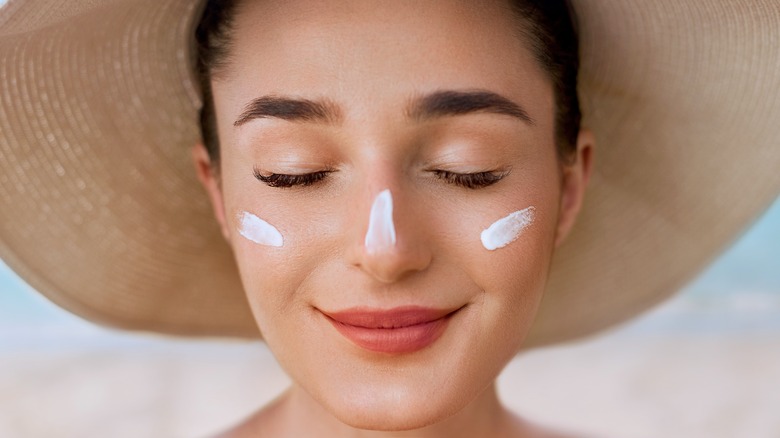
[1,200,779,438]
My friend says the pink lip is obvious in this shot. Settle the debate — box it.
[320,306,459,354]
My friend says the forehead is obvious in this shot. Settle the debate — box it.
[220,0,552,123]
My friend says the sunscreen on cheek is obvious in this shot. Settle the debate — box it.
[238,211,284,247]
[481,206,535,251]
[364,189,397,253]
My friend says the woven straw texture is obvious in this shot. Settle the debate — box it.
[1,0,779,346]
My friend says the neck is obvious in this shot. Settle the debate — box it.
[227,381,533,438]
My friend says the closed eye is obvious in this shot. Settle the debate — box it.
[433,170,508,189]
[253,167,507,189]
[253,167,332,188]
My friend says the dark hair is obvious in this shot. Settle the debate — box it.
[508,1,581,164]
[194,0,241,169]
[195,0,581,168]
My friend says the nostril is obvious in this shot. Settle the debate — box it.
[364,189,396,254]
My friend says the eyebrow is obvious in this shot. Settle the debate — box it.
[234,95,342,126]
[233,89,533,127]
[406,90,534,125]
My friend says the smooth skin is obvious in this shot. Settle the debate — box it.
[192,0,593,436]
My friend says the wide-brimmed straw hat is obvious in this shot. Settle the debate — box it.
[1,0,779,347]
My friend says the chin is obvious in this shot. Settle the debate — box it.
[330,403,453,432]
[321,382,465,432]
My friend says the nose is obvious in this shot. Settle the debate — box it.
[351,188,432,284]
[364,189,396,254]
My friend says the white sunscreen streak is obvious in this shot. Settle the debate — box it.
[364,189,396,253]
[481,206,536,251]
[238,211,284,247]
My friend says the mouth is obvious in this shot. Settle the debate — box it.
[319,306,461,354]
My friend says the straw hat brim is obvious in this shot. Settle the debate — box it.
[0,0,778,347]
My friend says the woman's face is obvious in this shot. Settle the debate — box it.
[195,0,590,430]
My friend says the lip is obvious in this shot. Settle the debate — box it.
[320,306,460,354]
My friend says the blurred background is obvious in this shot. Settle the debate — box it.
[1,1,778,436]
[1,196,778,438]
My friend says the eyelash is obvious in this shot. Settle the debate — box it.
[431,170,507,189]
[253,167,331,188]
[253,167,507,189]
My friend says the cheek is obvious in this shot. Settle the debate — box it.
[479,217,556,337]
[226,194,345,340]
[438,192,559,349]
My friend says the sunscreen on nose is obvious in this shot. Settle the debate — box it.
[481,206,535,250]
[238,211,284,247]
[364,189,396,253]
